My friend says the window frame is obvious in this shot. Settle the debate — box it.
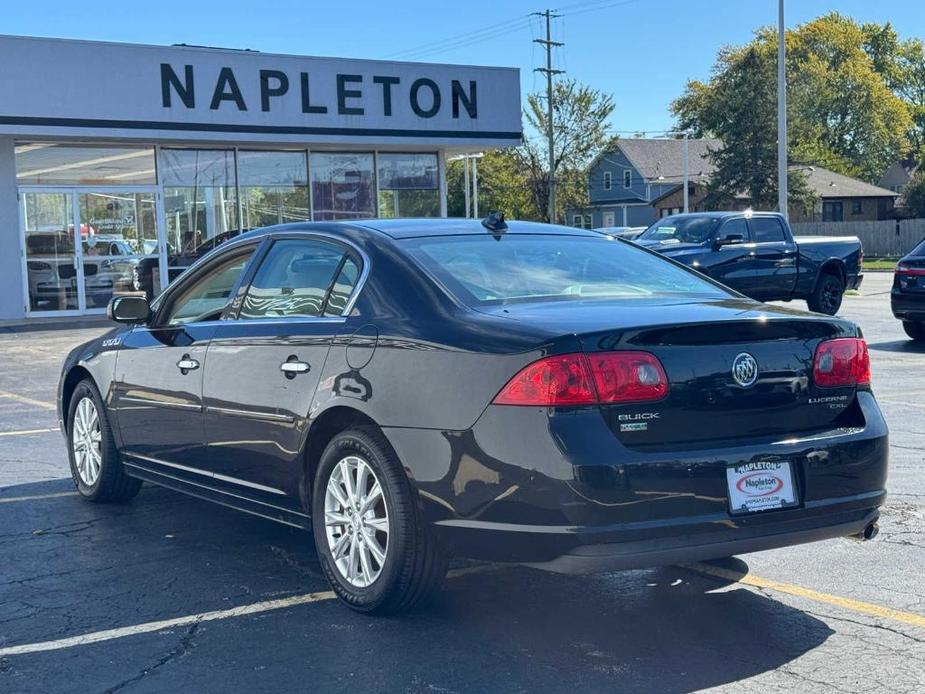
[228,231,370,322]
[603,171,612,191]
[623,169,632,188]
[151,240,262,328]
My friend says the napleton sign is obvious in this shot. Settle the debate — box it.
[0,35,522,146]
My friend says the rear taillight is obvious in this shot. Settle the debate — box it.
[813,338,871,388]
[896,262,925,277]
[493,351,668,406]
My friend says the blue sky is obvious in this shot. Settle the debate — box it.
[5,1,924,136]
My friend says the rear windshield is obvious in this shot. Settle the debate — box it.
[403,234,731,306]
[639,217,721,244]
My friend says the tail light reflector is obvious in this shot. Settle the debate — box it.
[493,351,668,406]
[813,338,870,388]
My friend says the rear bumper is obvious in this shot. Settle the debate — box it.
[525,504,879,574]
[848,273,864,291]
[891,290,925,321]
[394,392,888,572]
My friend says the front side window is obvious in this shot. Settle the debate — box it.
[165,250,254,326]
[404,235,730,306]
[239,239,355,319]
[640,216,722,244]
[720,218,750,241]
[750,217,786,243]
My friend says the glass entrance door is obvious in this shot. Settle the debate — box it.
[21,188,162,315]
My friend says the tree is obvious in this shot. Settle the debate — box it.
[515,79,615,222]
[673,13,912,184]
[445,150,536,219]
[902,170,925,217]
[673,43,815,211]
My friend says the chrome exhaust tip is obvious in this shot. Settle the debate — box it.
[850,522,879,541]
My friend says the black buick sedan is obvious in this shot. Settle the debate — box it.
[58,217,888,613]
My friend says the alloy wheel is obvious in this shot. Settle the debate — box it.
[821,276,841,314]
[72,396,102,486]
[324,455,390,588]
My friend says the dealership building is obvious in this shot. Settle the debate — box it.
[0,35,521,321]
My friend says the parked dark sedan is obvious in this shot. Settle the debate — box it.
[58,217,888,614]
[891,238,925,341]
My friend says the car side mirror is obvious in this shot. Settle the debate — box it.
[714,233,745,250]
[107,295,150,324]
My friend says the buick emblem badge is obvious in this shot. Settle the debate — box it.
[732,352,759,388]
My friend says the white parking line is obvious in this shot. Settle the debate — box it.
[0,591,337,657]
[0,390,56,411]
[0,561,502,657]
[0,427,59,437]
[0,491,78,504]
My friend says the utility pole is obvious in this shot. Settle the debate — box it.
[682,132,690,213]
[777,0,788,220]
[533,10,564,223]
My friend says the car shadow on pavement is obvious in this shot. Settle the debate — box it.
[1,479,833,693]
[866,339,925,353]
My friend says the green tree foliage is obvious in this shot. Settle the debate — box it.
[902,170,925,218]
[673,13,913,185]
[674,43,814,210]
[446,79,614,222]
[517,79,615,222]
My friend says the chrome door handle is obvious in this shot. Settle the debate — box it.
[280,360,311,377]
[177,356,200,372]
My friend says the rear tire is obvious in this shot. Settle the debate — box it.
[311,427,448,614]
[807,272,844,315]
[903,320,925,342]
[66,379,141,503]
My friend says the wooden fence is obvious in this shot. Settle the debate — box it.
[791,219,925,257]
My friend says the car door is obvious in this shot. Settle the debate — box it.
[746,215,798,300]
[201,235,364,499]
[112,243,257,469]
[701,217,755,292]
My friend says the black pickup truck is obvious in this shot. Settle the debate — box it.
[634,212,863,315]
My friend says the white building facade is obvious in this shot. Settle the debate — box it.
[0,35,521,320]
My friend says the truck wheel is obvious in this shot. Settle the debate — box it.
[311,427,448,614]
[903,321,925,342]
[808,272,844,315]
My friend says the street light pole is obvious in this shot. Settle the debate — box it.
[777,0,788,220]
[684,131,691,214]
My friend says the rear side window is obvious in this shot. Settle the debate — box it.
[750,217,787,243]
[240,239,354,319]
[404,234,730,306]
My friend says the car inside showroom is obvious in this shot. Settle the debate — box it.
[0,35,522,321]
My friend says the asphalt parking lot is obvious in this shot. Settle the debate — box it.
[1,272,923,694]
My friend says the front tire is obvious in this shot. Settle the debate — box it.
[66,379,141,502]
[808,272,844,315]
[311,428,448,614]
[903,320,925,342]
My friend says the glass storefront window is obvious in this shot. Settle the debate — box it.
[15,144,156,185]
[377,153,439,218]
[238,151,310,228]
[160,149,239,257]
[310,153,376,221]
[22,192,78,311]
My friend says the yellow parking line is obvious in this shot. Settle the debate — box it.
[0,390,56,411]
[0,491,78,504]
[0,427,59,437]
[686,562,925,629]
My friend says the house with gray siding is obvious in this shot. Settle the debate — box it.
[567,138,720,228]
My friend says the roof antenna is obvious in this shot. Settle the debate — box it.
[481,211,508,234]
